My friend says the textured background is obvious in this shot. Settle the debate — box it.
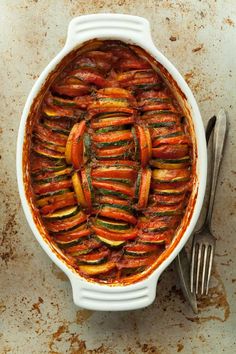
[0,1,236,353]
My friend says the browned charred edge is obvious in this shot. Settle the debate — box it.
[23,39,198,287]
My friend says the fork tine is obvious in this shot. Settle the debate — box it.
[201,245,209,295]
[190,243,196,293]
[196,243,203,295]
[205,245,214,295]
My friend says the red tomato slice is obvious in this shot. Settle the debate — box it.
[152,144,189,159]
[70,120,86,169]
[92,225,138,241]
[152,135,192,147]
[91,167,137,180]
[41,194,77,215]
[135,125,151,167]
[91,117,134,129]
[33,179,73,195]
[137,168,152,209]
[53,84,90,97]
[92,130,133,143]
[97,206,137,225]
[95,143,134,158]
[45,211,87,233]
[54,229,91,243]
[92,180,134,197]
[66,238,102,254]
[118,256,155,269]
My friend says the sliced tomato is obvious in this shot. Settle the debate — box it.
[135,125,151,167]
[90,116,134,129]
[95,143,134,158]
[117,58,151,71]
[96,196,131,207]
[137,168,152,209]
[40,193,77,215]
[66,238,102,255]
[149,193,186,206]
[33,167,72,182]
[33,179,73,195]
[92,225,138,241]
[77,249,110,264]
[152,144,189,158]
[124,243,158,253]
[151,181,189,190]
[54,229,91,243]
[138,230,173,245]
[92,180,134,197]
[118,256,155,269]
[91,166,137,180]
[34,124,67,146]
[68,68,108,87]
[52,84,90,97]
[45,211,87,233]
[92,130,132,143]
[144,203,184,216]
[152,134,192,147]
[32,141,65,160]
[94,160,139,168]
[97,206,137,225]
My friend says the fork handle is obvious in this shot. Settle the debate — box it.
[205,109,228,231]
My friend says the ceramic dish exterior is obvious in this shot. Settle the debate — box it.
[17,14,207,311]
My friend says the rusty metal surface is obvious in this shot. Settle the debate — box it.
[0,1,236,353]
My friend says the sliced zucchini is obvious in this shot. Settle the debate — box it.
[52,96,76,107]
[131,126,140,160]
[150,156,191,169]
[77,250,109,265]
[96,235,125,247]
[95,140,130,148]
[43,206,79,220]
[95,177,132,186]
[96,188,130,200]
[95,125,128,133]
[134,170,142,200]
[94,217,130,231]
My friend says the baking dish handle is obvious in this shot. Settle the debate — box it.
[69,274,158,311]
[64,14,153,50]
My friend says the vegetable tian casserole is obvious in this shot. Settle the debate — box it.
[26,40,194,284]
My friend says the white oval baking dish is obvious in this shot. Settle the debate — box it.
[17,14,207,311]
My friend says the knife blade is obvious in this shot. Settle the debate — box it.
[175,115,216,314]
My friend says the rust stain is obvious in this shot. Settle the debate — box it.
[184,70,195,85]
[169,35,177,42]
[31,296,44,315]
[223,17,235,27]
[0,302,6,314]
[186,266,230,323]
[0,205,20,264]
[76,309,94,325]
[177,341,184,352]
[192,44,204,52]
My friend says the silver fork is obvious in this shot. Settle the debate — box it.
[190,109,228,295]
